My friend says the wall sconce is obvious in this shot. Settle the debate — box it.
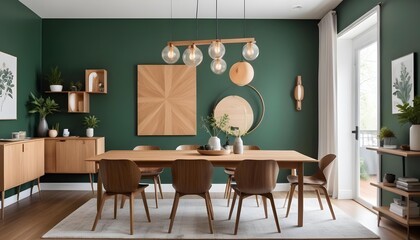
[294,75,304,111]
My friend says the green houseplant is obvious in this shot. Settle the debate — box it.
[201,114,229,150]
[379,127,396,148]
[397,96,420,150]
[83,115,100,137]
[29,92,59,137]
[46,66,63,92]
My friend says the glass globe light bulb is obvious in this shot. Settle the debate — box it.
[242,42,259,61]
[161,44,180,64]
[208,40,226,59]
[182,45,203,67]
[210,58,227,75]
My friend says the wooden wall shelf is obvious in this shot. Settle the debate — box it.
[85,69,107,94]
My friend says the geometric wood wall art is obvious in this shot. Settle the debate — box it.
[137,65,196,135]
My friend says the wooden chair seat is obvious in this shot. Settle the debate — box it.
[140,167,164,175]
[91,159,151,235]
[285,154,336,220]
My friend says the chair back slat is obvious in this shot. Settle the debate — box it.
[234,160,279,194]
[176,145,200,150]
[243,145,261,150]
[172,160,213,194]
[99,159,141,193]
[133,145,160,150]
[314,154,336,182]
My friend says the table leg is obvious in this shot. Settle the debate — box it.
[297,162,303,227]
[96,164,102,212]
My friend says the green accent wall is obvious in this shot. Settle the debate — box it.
[336,0,420,204]
[0,0,42,197]
[41,19,319,183]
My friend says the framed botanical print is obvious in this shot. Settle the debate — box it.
[392,53,414,114]
[0,51,17,120]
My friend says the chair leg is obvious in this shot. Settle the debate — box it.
[141,190,151,222]
[228,191,238,220]
[206,192,214,220]
[129,193,134,235]
[224,175,231,198]
[315,189,323,210]
[286,184,297,217]
[157,175,164,199]
[204,192,214,234]
[168,192,180,233]
[92,194,107,231]
[169,192,177,219]
[89,173,94,195]
[256,195,260,207]
[234,195,244,235]
[266,193,281,233]
[262,196,268,218]
[114,195,118,219]
[153,176,159,208]
[120,195,126,209]
[227,180,233,207]
[320,186,336,220]
[282,189,290,208]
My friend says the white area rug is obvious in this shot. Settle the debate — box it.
[43,198,379,239]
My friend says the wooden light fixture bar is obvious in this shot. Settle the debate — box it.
[168,37,256,47]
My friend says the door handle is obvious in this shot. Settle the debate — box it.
[352,126,359,140]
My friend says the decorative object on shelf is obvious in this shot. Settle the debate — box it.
[379,127,396,149]
[294,75,304,111]
[48,123,59,138]
[46,66,63,92]
[62,128,70,137]
[83,115,100,138]
[397,96,420,151]
[0,51,17,120]
[161,0,259,75]
[231,127,244,154]
[392,53,414,114]
[137,65,196,135]
[383,173,396,186]
[69,81,83,91]
[85,69,107,93]
[29,92,59,137]
[201,113,229,150]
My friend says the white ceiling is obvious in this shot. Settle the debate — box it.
[19,0,342,19]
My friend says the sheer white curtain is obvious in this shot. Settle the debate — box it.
[318,11,338,198]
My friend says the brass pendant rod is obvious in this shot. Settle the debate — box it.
[168,37,255,47]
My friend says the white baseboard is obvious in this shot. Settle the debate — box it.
[338,189,353,199]
[2,187,39,208]
[39,182,300,193]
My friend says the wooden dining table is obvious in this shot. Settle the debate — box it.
[86,149,317,227]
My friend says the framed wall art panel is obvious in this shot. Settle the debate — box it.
[0,51,17,120]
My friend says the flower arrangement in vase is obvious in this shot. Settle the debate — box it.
[228,126,247,154]
[201,114,229,150]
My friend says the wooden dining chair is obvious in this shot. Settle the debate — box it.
[121,145,163,209]
[168,159,214,234]
[225,145,261,207]
[91,159,151,235]
[175,144,200,150]
[228,160,281,235]
[285,154,336,220]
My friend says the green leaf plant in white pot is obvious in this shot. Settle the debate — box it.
[83,115,100,137]
[378,127,396,149]
[397,96,420,151]
[46,66,64,92]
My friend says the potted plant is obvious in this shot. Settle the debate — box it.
[69,81,83,91]
[48,123,59,138]
[201,114,229,150]
[397,96,420,150]
[379,127,396,149]
[46,66,63,92]
[29,92,60,137]
[83,115,100,137]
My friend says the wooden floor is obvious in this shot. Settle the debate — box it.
[0,190,418,240]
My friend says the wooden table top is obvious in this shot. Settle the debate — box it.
[86,150,317,168]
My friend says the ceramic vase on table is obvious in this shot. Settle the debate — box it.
[48,129,58,138]
[410,125,420,151]
[208,136,221,150]
[233,136,243,154]
[37,117,49,137]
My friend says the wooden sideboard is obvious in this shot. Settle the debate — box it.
[44,137,105,192]
[0,138,45,219]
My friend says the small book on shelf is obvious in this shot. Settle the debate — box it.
[396,184,420,192]
[396,181,420,186]
[390,203,420,218]
[393,198,418,207]
[397,177,419,183]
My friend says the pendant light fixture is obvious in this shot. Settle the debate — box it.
[241,0,259,61]
[208,0,227,74]
[182,0,203,67]
[161,0,180,64]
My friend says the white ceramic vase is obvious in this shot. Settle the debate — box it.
[48,129,58,138]
[86,128,94,137]
[50,85,63,92]
[410,125,420,151]
[233,136,244,154]
[208,136,221,150]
